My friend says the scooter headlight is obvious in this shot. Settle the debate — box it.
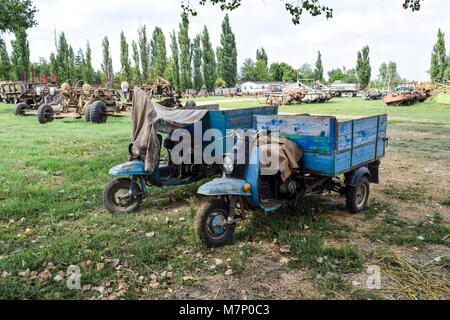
[129,144,140,157]
[222,155,234,175]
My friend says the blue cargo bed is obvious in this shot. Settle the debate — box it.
[255,114,388,177]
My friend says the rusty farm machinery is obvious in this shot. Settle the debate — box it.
[382,87,432,106]
[37,77,183,125]
[14,84,61,116]
[37,81,130,124]
[265,80,335,106]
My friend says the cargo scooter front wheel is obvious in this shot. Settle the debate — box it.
[195,200,236,248]
[103,178,142,214]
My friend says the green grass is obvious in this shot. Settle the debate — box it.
[369,211,450,247]
[214,97,450,123]
[0,100,448,300]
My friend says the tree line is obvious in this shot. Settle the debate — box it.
[0,11,447,91]
[0,13,239,92]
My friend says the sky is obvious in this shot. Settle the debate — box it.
[3,0,450,82]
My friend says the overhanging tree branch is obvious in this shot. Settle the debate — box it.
[182,0,424,25]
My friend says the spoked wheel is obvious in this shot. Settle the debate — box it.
[346,176,370,213]
[103,178,143,214]
[37,104,55,124]
[195,200,236,248]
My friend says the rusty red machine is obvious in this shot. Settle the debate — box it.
[382,88,432,106]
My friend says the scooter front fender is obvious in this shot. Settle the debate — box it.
[109,161,154,176]
[198,178,252,197]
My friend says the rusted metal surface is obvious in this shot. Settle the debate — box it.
[361,88,382,100]
[130,76,183,109]
[382,88,432,106]
[299,80,334,104]
[0,81,25,104]
[266,88,308,106]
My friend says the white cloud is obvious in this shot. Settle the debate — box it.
[3,0,449,81]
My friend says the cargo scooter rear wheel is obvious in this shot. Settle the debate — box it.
[195,200,236,248]
[346,176,370,214]
[103,178,142,214]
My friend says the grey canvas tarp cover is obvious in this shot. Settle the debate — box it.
[131,87,208,173]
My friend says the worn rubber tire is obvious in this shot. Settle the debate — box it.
[103,178,142,214]
[37,104,54,124]
[194,200,236,248]
[85,105,91,122]
[185,100,197,108]
[90,101,108,124]
[346,176,370,214]
[14,102,28,116]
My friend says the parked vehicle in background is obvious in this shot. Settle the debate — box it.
[329,81,360,97]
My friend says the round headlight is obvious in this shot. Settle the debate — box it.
[222,155,234,175]
[129,144,140,157]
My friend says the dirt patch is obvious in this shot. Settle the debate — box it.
[164,244,323,300]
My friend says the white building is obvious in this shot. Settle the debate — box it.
[239,81,298,94]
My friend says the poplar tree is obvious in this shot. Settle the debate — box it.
[120,31,132,82]
[356,45,371,89]
[138,25,150,81]
[132,40,141,83]
[178,13,191,91]
[83,41,95,84]
[217,14,237,87]
[201,26,216,93]
[55,32,70,82]
[430,28,447,83]
[10,28,30,80]
[256,47,268,65]
[101,36,113,83]
[0,38,11,79]
[68,46,76,81]
[75,48,85,81]
[150,27,167,80]
[192,34,203,91]
[169,30,180,87]
[314,50,324,82]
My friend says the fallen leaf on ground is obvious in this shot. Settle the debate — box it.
[280,245,291,253]
[53,274,64,283]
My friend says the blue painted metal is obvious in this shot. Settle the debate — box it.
[109,161,154,176]
[246,145,261,207]
[198,178,252,196]
[255,114,388,177]
[344,166,370,187]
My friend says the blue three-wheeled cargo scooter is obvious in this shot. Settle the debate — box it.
[195,114,388,247]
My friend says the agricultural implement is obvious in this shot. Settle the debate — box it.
[0,81,24,104]
[382,87,431,106]
[196,114,388,247]
[38,82,130,124]
[266,88,308,106]
[299,80,334,103]
[361,88,382,101]
[14,85,61,116]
